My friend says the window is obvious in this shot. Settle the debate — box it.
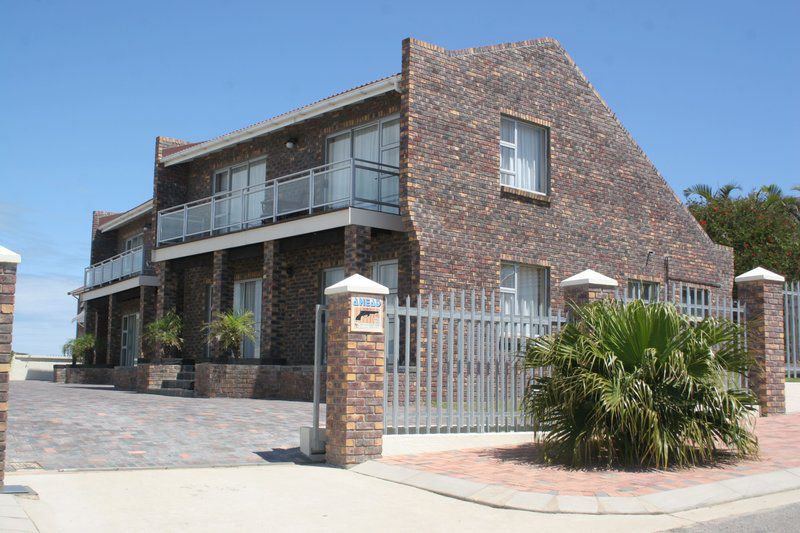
[234,279,262,358]
[681,286,710,318]
[627,280,660,302]
[500,117,548,194]
[213,157,267,194]
[500,262,549,317]
[120,313,139,367]
[371,260,399,362]
[124,233,143,251]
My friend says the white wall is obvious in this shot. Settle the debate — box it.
[10,355,71,381]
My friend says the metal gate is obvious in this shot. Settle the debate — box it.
[383,290,566,435]
[786,281,800,379]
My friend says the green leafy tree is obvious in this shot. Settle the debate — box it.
[524,300,758,469]
[143,310,184,360]
[205,310,256,360]
[62,334,96,365]
[684,183,800,281]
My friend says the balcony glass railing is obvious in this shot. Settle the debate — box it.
[84,246,144,289]
[157,158,400,244]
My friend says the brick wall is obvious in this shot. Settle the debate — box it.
[113,366,138,390]
[0,260,17,485]
[65,366,114,385]
[53,365,67,383]
[194,363,323,401]
[135,364,181,392]
[401,38,734,307]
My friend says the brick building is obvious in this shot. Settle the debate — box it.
[72,37,732,376]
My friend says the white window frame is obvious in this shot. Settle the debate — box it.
[120,312,140,367]
[499,262,549,317]
[324,114,400,165]
[627,280,661,302]
[499,116,549,195]
[124,233,144,251]
[212,156,268,194]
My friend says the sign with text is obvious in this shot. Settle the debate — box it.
[350,294,384,333]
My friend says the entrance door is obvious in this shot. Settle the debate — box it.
[120,313,139,367]
[234,279,262,358]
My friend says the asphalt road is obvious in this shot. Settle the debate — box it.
[671,502,800,532]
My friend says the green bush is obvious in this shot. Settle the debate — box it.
[205,310,256,360]
[62,334,96,365]
[524,300,758,469]
[143,310,183,359]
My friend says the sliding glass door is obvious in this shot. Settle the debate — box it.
[120,313,139,367]
[233,279,262,358]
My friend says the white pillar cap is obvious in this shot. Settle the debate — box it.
[324,273,389,296]
[0,245,21,264]
[560,269,618,288]
[734,266,785,283]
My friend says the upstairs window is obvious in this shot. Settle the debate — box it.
[213,157,267,194]
[124,233,143,251]
[500,262,549,317]
[500,117,548,194]
[627,280,660,302]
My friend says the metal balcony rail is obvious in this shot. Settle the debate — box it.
[157,158,400,244]
[84,246,144,289]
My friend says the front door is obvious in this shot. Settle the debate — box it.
[234,279,262,358]
[120,312,139,367]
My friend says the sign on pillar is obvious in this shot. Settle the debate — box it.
[323,274,388,467]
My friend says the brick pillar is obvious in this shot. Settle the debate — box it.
[324,274,388,466]
[261,241,278,362]
[561,269,618,312]
[344,225,371,276]
[139,285,157,361]
[735,267,787,416]
[157,260,179,318]
[107,293,121,365]
[211,250,233,359]
[0,246,21,488]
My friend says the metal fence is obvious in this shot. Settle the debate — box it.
[786,282,800,379]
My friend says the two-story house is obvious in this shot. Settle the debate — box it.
[74,37,733,384]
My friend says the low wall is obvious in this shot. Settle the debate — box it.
[113,366,138,391]
[136,364,181,392]
[195,363,322,401]
[11,355,72,381]
[53,364,67,383]
[60,365,114,385]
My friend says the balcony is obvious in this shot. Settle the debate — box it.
[84,246,144,289]
[157,159,399,245]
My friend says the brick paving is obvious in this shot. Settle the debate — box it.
[6,381,324,471]
[379,413,800,497]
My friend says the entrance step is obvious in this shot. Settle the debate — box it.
[146,388,196,398]
[162,379,194,390]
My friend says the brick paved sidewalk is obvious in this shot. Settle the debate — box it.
[353,413,800,514]
[378,413,800,497]
[6,381,323,471]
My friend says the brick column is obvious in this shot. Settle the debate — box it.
[156,260,179,318]
[139,285,157,361]
[324,274,388,466]
[344,225,371,276]
[735,267,786,416]
[261,241,278,362]
[0,246,21,488]
[106,294,120,365]
[561,269,619,310]
[211,250,233,359]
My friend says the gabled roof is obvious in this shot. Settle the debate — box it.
[160,74,401,167]
[98,199,153,233]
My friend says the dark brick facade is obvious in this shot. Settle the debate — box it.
[400,38,734,306]
[194,363,322,401]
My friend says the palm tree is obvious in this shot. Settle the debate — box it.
[62,334,96,365]
[205,310,256,360]
[524,300,758,469]
[144,310,184,360]
[683,182,741,203]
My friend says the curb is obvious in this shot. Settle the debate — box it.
[351,461,800,515]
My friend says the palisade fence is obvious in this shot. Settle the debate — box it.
[381,283,748,436]
[786,281,800,379]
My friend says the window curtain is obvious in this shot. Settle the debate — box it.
[517,266,540,317]
[325,134,351,207]
[516,122,544,192]
[354,125,380,205]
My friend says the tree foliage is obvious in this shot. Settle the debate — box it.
[62,334,96,365]
[684,183,800,281]
[524,300,758,469]
[205,310,256,360]
[144,310,184,359]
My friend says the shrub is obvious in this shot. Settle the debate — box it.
[143,310,183,359]
[62,334,96,365]
[524,300,758,469]
[205,310,256,360]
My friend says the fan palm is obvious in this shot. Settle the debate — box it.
[524,300,758,469]
[206,310,256,360]
[144,310,184,359]
[62,334,96,365]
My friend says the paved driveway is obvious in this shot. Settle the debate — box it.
[6,381,323,471]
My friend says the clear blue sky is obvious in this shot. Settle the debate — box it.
[1,0,797,354]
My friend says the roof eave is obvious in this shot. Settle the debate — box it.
[98,199,154,233]
[160,75,401,167]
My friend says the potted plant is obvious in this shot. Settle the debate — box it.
[205,310,256,361]
[62,334,96,366]
[143,310,184,362]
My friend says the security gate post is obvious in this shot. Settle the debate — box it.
[0,246,21,490]
[324,274,388,466]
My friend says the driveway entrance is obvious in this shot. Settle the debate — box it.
[6,381,322,471]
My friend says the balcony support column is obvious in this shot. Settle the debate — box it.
[139,285,157,362]
[211,250,234,360]
[344,225,371,276]
[106,293,121,365]
[260,241,280,363]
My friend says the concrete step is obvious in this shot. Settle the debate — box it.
[146,388,196,398]
[161,379,194,390]
[177,372,195,380]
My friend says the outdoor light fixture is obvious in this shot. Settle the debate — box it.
[285,138,298,149]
